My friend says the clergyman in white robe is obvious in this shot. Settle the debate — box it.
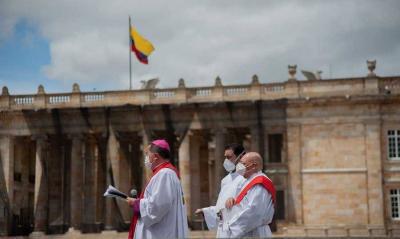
[201,171,244,237]
[134,167,189,239]
[222,152,275,238]
[223,171,275,238]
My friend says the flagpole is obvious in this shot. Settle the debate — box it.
[129,16,132,90]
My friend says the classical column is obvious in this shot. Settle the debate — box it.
[68,135,84,232]
[179,130,191,218]
[129,134,142,195]
[189,133,201,219]
[213,129,226,196]
[82,136,96,230]
[251,126,265,160]
[112,132,131,222]
[286,124,303,224]
[94,136,106,228]
[31,135,48,236]
[263,132,270,168]
[0,136,14,235]
[207,142,216,204]
[140,130,151,184]
[281,133,287,163]
[104,130,115,230]
[365,122,384,228]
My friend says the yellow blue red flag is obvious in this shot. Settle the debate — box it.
[130,26,155,64]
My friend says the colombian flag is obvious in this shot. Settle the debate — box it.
[130,26,154,64]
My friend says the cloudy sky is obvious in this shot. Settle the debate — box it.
[0,0,399,94]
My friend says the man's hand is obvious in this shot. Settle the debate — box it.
[126,197,136,206]
[194,208,203,215]
[225,197,235,209]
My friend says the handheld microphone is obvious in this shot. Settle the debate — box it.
[130,189,137,198]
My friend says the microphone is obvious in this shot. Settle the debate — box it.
[130,189,137,198]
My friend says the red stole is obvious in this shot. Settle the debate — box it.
[128,161,180,239]
[234,175,276,205]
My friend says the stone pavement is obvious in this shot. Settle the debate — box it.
[1,230,216,239]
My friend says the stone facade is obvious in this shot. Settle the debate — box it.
[1,66,400,237]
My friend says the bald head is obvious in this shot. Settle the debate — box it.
[239,152,263,178]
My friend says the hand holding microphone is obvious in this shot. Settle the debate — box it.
[126,189,141,216]
[126,189,138,206]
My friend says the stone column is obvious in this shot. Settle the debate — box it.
[129,134,142,195]
[104,131,115,230]
[365,122,385,228]
[140,130,151,184]
[286,124,303,224]
[189,133,201,219]
[69,135,84,232]
[179,130,191,218]
[94,136,106,227]
[207,141,216,204]
[251,127,260,152]
[263,132,270,168]
[112,132,131,222]
[31,135,48,236]
[82,136,96,229]
[213,129,226,195]
[281,133,287,163]
[251,126,265,161]
[0,136,14,235]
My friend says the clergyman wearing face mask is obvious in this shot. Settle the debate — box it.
[223,152,276,238]
[223,150,245,173]
[194,143,246,238]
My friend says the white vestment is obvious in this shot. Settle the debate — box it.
[201,172,244,238]
[222,171,275,238]
[134,168,189,239]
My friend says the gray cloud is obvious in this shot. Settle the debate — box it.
[0,0,399,92]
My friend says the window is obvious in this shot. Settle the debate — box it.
[388,130,400,160]
[390,189,400,219]
[268,134,283,163]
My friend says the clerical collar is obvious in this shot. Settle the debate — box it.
[152,161,169,173]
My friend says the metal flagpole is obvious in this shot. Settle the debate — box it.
[129,16,132,90]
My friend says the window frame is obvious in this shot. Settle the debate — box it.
[388,130,400,160]
[390,189,400,220]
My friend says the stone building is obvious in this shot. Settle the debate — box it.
[0,62,400,237]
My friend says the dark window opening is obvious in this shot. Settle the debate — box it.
[268,134,283,163]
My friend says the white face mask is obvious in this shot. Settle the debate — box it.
[235,162,246,176]
[144,155,152,169]
[223,158,236,172]
[223,151,246,172]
